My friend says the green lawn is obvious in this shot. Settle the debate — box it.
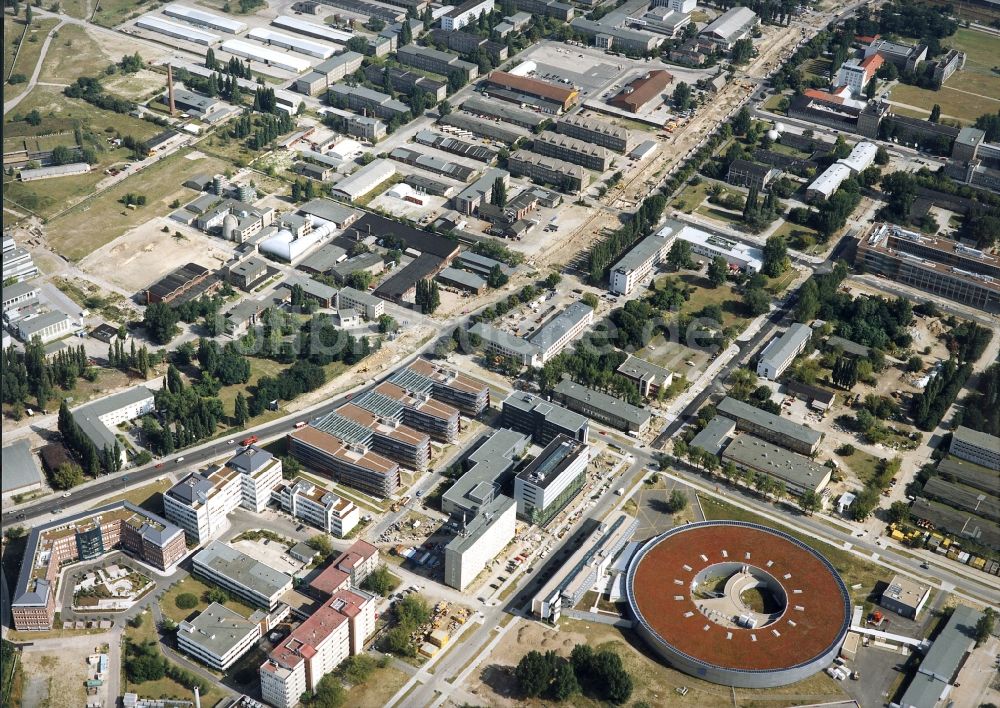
[91,478,172,514]
[676,272,746,329]
[801,57,832,82]
[770,141,812,157]
[4,17,61,103]
[764,267,798,295]
[158,575,256,624]
[698,495,886,601]
[696,204,743,225]
[123,615,218,704]
[93,0,149,27]
[39,23,115,82]
[841,448,881,485]
[671,179,722,212]
[772,219,825,253]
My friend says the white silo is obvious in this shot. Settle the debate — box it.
[222,212,239,242]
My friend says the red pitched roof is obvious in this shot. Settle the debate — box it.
[860,53,884,80]
[804,88,845,105]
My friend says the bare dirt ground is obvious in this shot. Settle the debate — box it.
[463,617,848,708]
[79,219,235,293]
[19,634,109,708]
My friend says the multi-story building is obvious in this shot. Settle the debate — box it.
[515,435,591,525]
[192,541,292,611]
[71,386,155,467]
[501,391,590,445]
[756,323,812,380]
[721,434,832,496]
[533,132,611,171]
[328,84,410,121]
[312,404,432,470]
[288,425,401,498]
[11,502,186,630]
[727,158,781,190]
[949,426,1000,470]
[716,396,822,455]
[452,168,510,215]
[177,603,266,670]
[616,355,674,398]
[2,235,39,282]
[556,113,634,153]
[164,446,283,543]
[396,44,478,80]
[333,539,381,585]
[484,71,579,114]
[552,378,651,434]
[865,37,927,72]
[338,286,385,320]
[929,49,965,85]
[856,222,1000,312]
[363,65,448,102]
[427,28,508,62]
[513,0,573,20]
[2,280,39,314]
[470,301,593,367]
[273,477,361,536]
[507,149,587,193]
[345,114,388,141]
[608,222,677,294]
[442,429,529,517]
[440,0,493,30]
[331,158,397,202]
[834,54,883,95]
[293,51,364,95]
[444,495,516,589]
[392,358,490,417]
[18,311,74,343]
[359,382,460,442]
[228,256,269,291]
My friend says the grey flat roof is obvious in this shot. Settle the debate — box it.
[517,434,588,490]
[339,285,380,307]
[759,323,811,368]
[193,540,291,599]
[952,425,1000,457]
[282,273,339,302]
[179,602,261,657]
[616,355,673,384]
[19,310,73,336]
[445,495,515,554]
[701,6,757,40]
[553,378,650,427]
[299,243,348,273]
[469,322,541,358]
[527,302,593,354]
[722,434,830,493]
[438,267,486,290]
[899,604,982,708]
[502,390,589,433]
[72,386,154,452]
[442,429,528,512]
[826,335,870,358]
[611,230,671,276]
[689,416,736,457]
[717,396,822,448]
[2,439,43,493]
[299,198,362,226]
[2,280,39,302]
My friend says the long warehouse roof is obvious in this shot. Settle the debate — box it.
[248,27,336,59]
[136,15,221,44]
[221,39,312,73]
[273,14,353,43]
[164,3,246,32]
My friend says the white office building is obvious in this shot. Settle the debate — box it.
[608,222,678,295]
[192,541,292,610]
[678,225,764,272]
[72,387,156,466]
[444,495,516,590]
[756,323,811,380]
[949,426,1000,470]
[515,435,591,525]
[272,476,360,536]
[176,603,264,670]
[164,446,283,544]
[806,162,852,200]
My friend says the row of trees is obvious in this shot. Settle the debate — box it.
[2,341,96,414]
[515,644,634,704]
[588,193,668,283]
[58,400,122,477]
[107,337,152,378]
[911,357,972,431]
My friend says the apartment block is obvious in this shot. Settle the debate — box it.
[507,150,586,194]
[328,84,410,121]
[556,113,634,153]
[444,495,516,590]
[533,132,612,171]
[396,44,478,80]
[272,476,361,537]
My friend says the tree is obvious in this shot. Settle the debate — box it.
[25,3,32,23]
[204,587,229,604]
[487,264,509,288]
[490,176,507,207]
[51,461,84,490]
[233,391,250,426]
[929,104,941,122]
[888,500,911,524]
[761,235,788,277]
[360,565,397,596]
[550,659,579,701]
[733,107,751,136]
[515,651,552,698]
[582,292,599,309]
[881,171,917,220]
[665,489,688,513]
[666,239,694,270]
[707,256,728,287]
[865,78,877,99]
[906,355,923,373]
[307,533,334,558]
[399,18,412,46]
[377,314,397,333]
[672,81,691,110]
[975,607,997,646]
[731,37,753,63]
[743,287,771,316]
[175,593,198,609]
[303,673,346,707]
[798,490,822,515]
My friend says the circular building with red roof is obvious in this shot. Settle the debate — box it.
[625,520,850,688]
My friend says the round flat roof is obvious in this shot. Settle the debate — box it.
[627,521,850,675]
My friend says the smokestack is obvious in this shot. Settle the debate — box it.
[194,687,201,708]
[167,64,176,115]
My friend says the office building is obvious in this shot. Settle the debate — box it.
[177,603,265,670]
[949,426,1000,470]
[856,222,1000,312]
[11,502,185,630]
[626,8,690,39]
[441,0,493,30]
[864,37,927,72]
[880,574,931,619]
[442,429,529,517]
[608,222,677,295]
[444,495,516,589]
[288,425,401,498]
[557,113,634,153]
[678,224,763,272]
[721,434,832,496]
[17,311,74,344]
[515,435,591,525]
[164,446,283,543]
[716,397,822,455]
[806,163,853,200]
[394,358,490,417]
[2,281,39,313]
[2,236,39,282]
[501,391,590,445]
[361,381,460,442]
[452,168,510,215]
[328,84,409,121]
[338,286,384,320]
[727,159,781,190]
[192,541,292,611]
[312,404,432,470]
[698,6,757,49]
[71,387,155,467]
[616,355,674,398]
[533,132,612,171]
[272,476,360,537]
[552,378,652,434]
[484,71,579,114]
[689,416,737,457]
[396,44,478,80]
[229,256,269,291]
[507,149,587,193]
[609,70,673,113]
[756,323,811,380]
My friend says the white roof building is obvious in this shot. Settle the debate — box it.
[331,159,396,202]
[677,225,763,272]
[806,162,852,200]
[164,3,247,33]
[837,141,877,175]
[272,15,353,44]
[699,6,757,47]
[136,15,221,44]
[221,39,312,73]
[247,27,336,59]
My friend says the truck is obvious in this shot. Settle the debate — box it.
[615,487,625,496]
[294,421,307,429]
[241,435,259,446]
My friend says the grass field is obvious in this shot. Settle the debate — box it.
[696,204,743,225]
[4,17,61,102]
[122,615,218,704]
[772,219,825,254]
[842,448,882,485]
[801,57,832,82]
[92,478,172,514]
[698,495,886,601]
[93,0,149,27]
[676,272,746,329]
[158,574,256,624]
[43,147,227,261]
[38,23,114,82]
[671,179,720,212]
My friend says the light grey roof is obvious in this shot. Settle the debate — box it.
[701,6,757,41]
[339,285,380,307]
[282,273,339,302]
[442,429,528,514]
[956,127,985,147]
[445,495,515,554]
[193,540,292,599]
[19,310,73,336]
[721,434,831,494]
[553,378,650,427]
[438,267,486,290]
[469,321,541,358]
[612,230,672,276]
[899,604,983,708]
[826,335,870,358]
[315,51,364,73]
[298,198,362,227]
[527,301,593,354]
[758,323,812,369]
[616,355,673,385]
[330,251,384,279]
[502,390,589,433]
[299,243,348,273]
[72,386,155,452]
[717,396,822,448]
[689,416,736,457]
[227,444,276,474]
[2,439,43,493]
[2,280,39,302]
[951,425,1000,457]
[178,602,260,657]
